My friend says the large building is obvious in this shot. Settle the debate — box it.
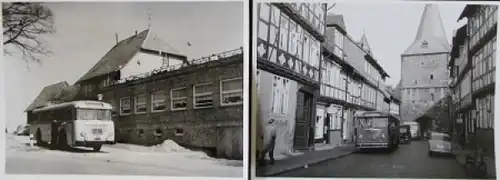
[449,4,497,177]
[400,4,451,128]
[256,3,327,154]
[318,13,391,147]
[25,28,244,159]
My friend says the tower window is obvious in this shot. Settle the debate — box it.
[431,93,435,101]
[430,74,434,80]
[421,41,428,48]
[414,80,418,84]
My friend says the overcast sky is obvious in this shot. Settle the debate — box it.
[4,2,243,131]
[329,2,466,87]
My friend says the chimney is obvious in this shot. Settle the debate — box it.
[135,30,138,36]
[115,33,119,44]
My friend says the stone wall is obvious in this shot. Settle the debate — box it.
[102,55,243,159]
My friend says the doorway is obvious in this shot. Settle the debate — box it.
[293,90,313,150]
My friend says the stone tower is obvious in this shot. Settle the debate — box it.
[400,4,450,122]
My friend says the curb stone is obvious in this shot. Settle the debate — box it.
[262,148,355,176]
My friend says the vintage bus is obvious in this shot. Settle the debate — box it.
[402,121,420,140]
[355,111,400,150]
[30,101,115,151]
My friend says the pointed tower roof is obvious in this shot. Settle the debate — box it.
[402,4,450,56]
[358,30,372,55]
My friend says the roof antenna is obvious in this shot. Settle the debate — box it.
[147,8,152,29]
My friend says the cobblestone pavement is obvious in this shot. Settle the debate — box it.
[278,141,468,178]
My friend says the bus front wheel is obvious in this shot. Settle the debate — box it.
[92,144,102,152]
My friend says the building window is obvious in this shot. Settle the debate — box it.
[221,77,243,106]
[271,75,289,115]
[193,83,213,109]
[171,87,188,110]
[151,91,166,112]
[431,93,434,101]
[119,97,131,115]
[175,128,184,136]
[430,74,434,80]
[134,94,147,114]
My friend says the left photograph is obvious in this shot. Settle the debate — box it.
[4,2,244,177]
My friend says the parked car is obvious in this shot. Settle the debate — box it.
[14,124,30,136]
[399,125,411,144]
[428,132,452,156]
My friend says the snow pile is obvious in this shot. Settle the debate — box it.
[107,139,193,153]
[152,139,190,152]
[5,134,42,152]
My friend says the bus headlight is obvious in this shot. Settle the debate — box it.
[80,132,86,137]
[358,134,363,139]
[107,132,114,138]
[381,134,386,139]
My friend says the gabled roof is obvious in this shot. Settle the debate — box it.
[358,32,372,55]
[77,28,183,83]
[25,81,69,112]
[326,14,347,34]
[403,4,450,56]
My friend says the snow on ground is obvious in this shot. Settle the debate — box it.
[6,134,243,176]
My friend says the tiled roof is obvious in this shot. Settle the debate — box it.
[25,81,69,112]
[326,14,347,33]
[77,29,183,82]
[403,4,450,55]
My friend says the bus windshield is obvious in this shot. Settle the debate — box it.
[77,109,111,120]
[359,117,388,128]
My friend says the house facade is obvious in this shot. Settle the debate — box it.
[256,2,326,155]
[318,13,391,147]
[450,5,496,177]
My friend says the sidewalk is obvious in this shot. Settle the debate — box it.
[452,143,496,178]
[257,144,356,176]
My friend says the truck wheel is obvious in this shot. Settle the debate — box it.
[93,144,102,152]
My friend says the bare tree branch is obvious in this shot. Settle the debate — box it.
[3,2,55,63]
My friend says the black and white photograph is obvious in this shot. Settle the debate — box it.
[254,2,497,179]
[4,1,244,177]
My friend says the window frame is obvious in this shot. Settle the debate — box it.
[193,82,214,109]
[119,97,132,116]
[220,77,244,107]
[151,90,166,113]
[171,87,188,111]
[134,93,147,114]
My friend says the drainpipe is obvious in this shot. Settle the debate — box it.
[341,75,349,143]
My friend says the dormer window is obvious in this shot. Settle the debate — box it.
[421,41,428,48]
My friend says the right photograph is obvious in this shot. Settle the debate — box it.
[254,2,497,179]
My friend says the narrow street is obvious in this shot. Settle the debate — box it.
[278,141,468,178]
